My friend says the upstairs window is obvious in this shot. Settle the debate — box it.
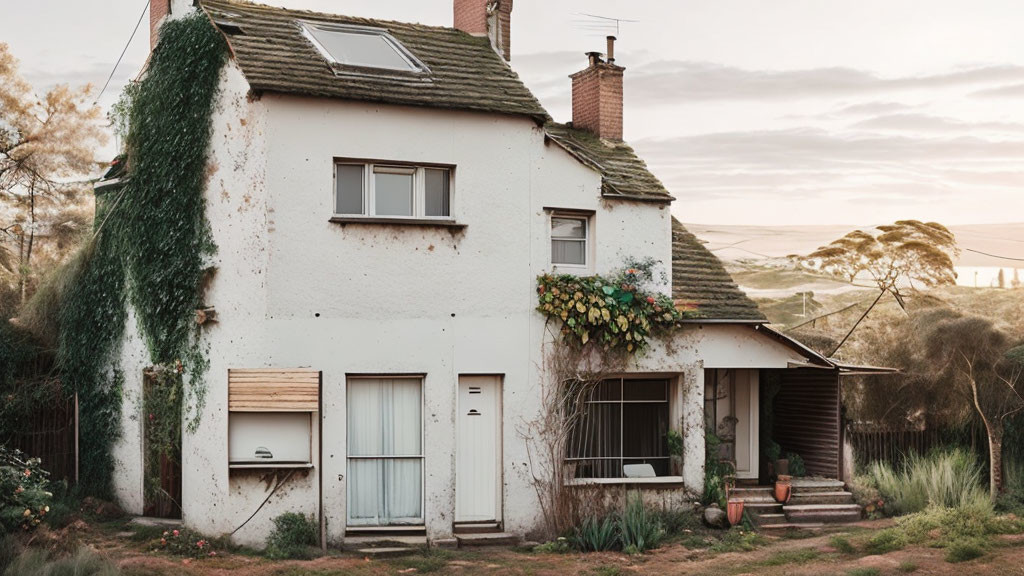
[551,214,589,267]
[301,22,428,73]
[335,162,452,219]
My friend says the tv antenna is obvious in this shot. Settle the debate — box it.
[572,12,639,37]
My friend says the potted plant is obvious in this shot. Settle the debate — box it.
[765,440,788,477]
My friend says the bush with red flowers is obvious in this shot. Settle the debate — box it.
[0,445,52,532]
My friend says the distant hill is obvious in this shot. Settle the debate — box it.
[686,222,1024,268]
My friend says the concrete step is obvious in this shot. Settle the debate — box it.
[789,478,846,493]
[343,535,427,552]
[454,522,501,535]
[753,513,788,526]
[455,532,520,547]
[729,487,773,497]
[789,491,854,505]
[356,547,419,558]
[784,504,862,524]
[731,495,779,504]
[760,522,825,534]
[742,502,783,517]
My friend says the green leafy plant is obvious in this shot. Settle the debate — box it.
[536,262,687,354]
[703,430,732,507]
[864,449,988,516]
[764,441,781,463]
[829,535,855,554]
[533,537,572,553]
[787,452,806,477]
[0,446,51,533]
[618,492,664,554]
[667,429,683,458]
[27,13,228,497]
[264,512,319,560]
[945,540,985,563]
[571,514,619,552]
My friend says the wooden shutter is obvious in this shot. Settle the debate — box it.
[228,369,320,412]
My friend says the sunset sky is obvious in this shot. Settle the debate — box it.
[3,0,1023,225]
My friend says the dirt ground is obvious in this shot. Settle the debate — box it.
[47,518,1024,576]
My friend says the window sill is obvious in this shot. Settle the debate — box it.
[329,217,466,229]
[229,463,314,470]
[565,476,684,487]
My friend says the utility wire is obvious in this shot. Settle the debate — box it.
[963,247,1024,262]
[95,0,150,104]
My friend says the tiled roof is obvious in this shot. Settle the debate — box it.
[672,218,766,321]
[544,123,674,202]
[200,0,548,121]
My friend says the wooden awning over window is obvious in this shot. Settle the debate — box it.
[228,369,320,412]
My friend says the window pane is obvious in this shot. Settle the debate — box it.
[586,380,621,402]
[623,403,668,459]
[374,171,414,216]
[552,217,586,239]
[307,26,417,71]
[336,164,364,215]
[424,168,450,217]
[552,239,586,265]
[623,379,668,401]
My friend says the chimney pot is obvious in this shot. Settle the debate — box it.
[606,36,616,63]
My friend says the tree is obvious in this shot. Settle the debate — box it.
[795,220,959,355]
[921,314,1024,500]
[0,42,106,305]
[998,268,1006,289]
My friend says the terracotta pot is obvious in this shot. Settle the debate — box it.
[775,474,792,503]
[726,499,745,526]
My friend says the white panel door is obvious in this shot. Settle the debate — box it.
[456,375,502,522]
[734,370,760,479]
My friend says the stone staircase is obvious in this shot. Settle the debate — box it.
[731,478,861,532]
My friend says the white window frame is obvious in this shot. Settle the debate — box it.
[334,161,454,220]
[550,213,591,269]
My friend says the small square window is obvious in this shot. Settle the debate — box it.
[551,215,589,266]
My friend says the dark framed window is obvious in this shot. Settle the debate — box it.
[566,378,671,479]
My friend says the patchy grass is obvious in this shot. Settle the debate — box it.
[847,568,880,576]
[945,540,986,563]
[896,560,919,572]
[707,528,767,553]
[829,535,856,554]
[758,548,821,566]
[389,548,455,573]
[589,566,623,576]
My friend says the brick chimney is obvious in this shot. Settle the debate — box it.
[150,0,171,50]
[454,0,513,61]
[570,36,624,140]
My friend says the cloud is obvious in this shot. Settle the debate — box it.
[971,83,1024,98]
[830,101,916,117]
[620,61,1024,104]
[850,113,1024,134]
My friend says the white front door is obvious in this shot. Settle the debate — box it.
[733,370,760,480]
[456,375,502,523]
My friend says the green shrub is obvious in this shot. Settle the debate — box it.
[571,514,619,552]
[864,448,988,516]
[656,507,701,534]
[0,446,52,533]
[760,548,819,566]
[945,540,985,563]
[2,546,119,576]
[864,528,907,554]
[618,492,663,554]
[896,560,918,572]
[264,512,319,560]
[708,527,765,553]
[534,537,571,553]
[704,431,732,507]
[787,452,806,477]
[157,527,219,558]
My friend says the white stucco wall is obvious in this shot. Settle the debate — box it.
[107,55,816,546]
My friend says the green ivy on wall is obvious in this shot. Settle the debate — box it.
[53,13,226,497]
[536,262,688,354]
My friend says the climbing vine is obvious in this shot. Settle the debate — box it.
[536,261,689,353]
[52,13,226,496]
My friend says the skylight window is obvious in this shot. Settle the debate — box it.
[301,22,427,73]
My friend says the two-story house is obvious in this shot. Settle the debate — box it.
[100,0,855,547]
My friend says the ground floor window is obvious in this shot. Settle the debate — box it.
[565,378,670,479]
[347,377,423,526]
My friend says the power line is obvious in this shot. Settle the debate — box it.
[95,0,151,104]
[963,247,1024,262]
